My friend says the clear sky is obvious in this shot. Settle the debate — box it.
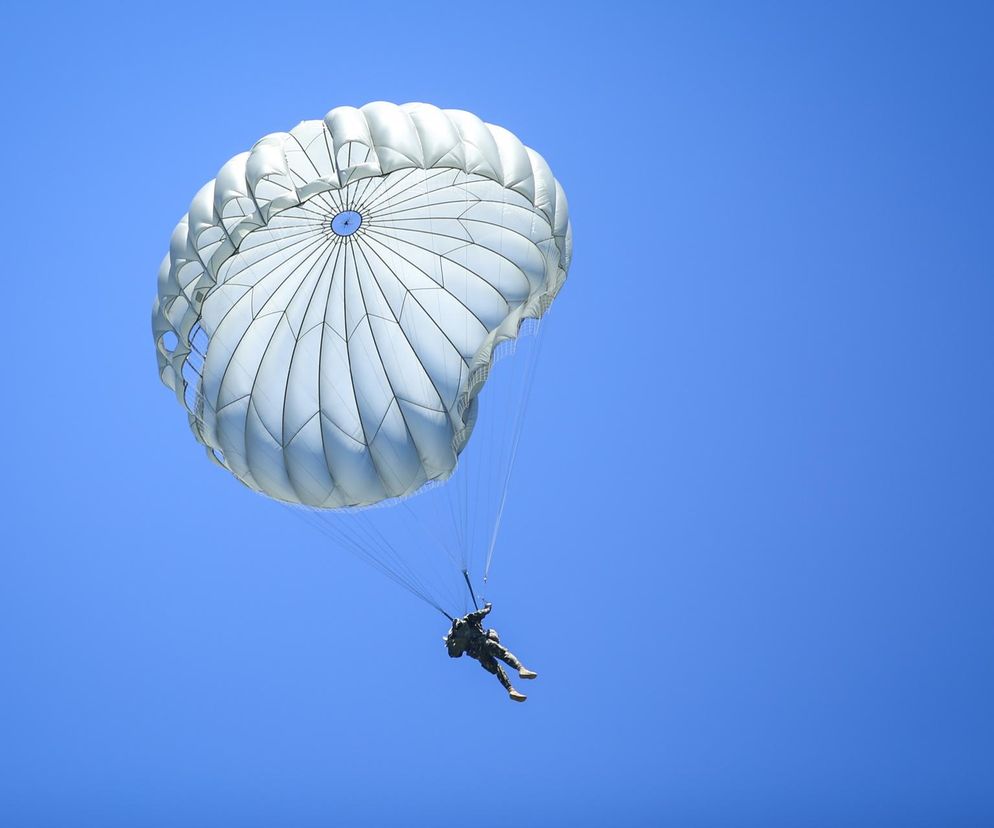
[2,2,993,826]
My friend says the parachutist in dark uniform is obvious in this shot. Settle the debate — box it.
[444,602,537,702]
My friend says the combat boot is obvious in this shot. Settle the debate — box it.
[518,667,538,680]
[508,689,527,702]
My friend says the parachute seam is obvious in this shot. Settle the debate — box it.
[278,238,348,505]
[353,234,448,470]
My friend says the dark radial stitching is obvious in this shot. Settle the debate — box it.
[362,229,478,353]
[378,216,552,254]
[277,240,349,505]
[352,167,416,214]
[287,168,313,188]
[305,190,339,214]
[339,237,390,504]
[361,175,487,216]
[222,236,336,475]
[349,246,440,544]
[361,228,509,324]
[302,185,342,213]
[351,178,368,213]
[351,174,379,213]
[289,201,334,220]
[218,229,327,290]
[353,176,375,208]
[368,193,485,219]
[342,238,406,471]
[282,232,345,347]
[245,290,334,460]
[229,225,318,254]
[262,220,327,232]
[264,212,329,227]
[359,230,491,340]
[314,189,347,214]
[386,214,553,251]
[388,212,556,288]
[355,231,473,396]
[359,168,454,215]
[229,224,328,261]
[330,187,351,213]
[364,224,534,292]
[215,229,327,306]
[353,168,420,215]
[360,168,461,217]
[371,193,535,221]
[265,211,329,225]
[205,232,330,426]
[316,240,368,503]
[457,214,554,244]
[242,238,337,451]
[353,235,448,418]
[229,219,327,253]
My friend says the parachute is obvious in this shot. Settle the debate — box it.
[152,102,572,615]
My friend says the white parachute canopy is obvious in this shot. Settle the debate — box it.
[152,102,571,613]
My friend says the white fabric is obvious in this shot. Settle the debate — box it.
[152,102,571,507]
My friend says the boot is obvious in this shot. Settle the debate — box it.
[508,689,527,702]
[518,667,538,680]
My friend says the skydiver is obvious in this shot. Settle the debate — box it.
[444,602,537,702]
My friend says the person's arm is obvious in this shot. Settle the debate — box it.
[465,602,492,626]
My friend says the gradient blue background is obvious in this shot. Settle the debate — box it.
[2,3,992,826]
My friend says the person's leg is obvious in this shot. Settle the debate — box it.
[479,655,526,701]
[479,654,511,690]
[490,642,537,680]
[492,643,523,671]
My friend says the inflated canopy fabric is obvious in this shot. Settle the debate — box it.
[152,101,572,508]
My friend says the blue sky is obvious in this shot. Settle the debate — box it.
[2,2,993,826]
